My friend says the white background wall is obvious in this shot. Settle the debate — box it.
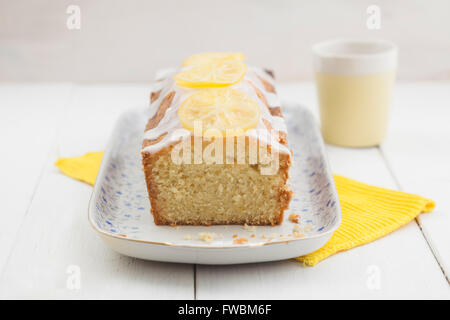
[1,0,449,82]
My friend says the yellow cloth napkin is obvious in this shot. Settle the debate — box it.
[54,152,103,185]
[297,175,434,266]
[55,152,435,266]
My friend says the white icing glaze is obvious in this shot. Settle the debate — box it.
[142,66,290,156]
[272,116,288,133]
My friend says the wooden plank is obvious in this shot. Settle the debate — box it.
[2,83,447,298]
[57,83,151,157]
[196,92,450,299]
[381,82,450,280]
[0,84,72,273]
[0,151,194,299]
[0,85,194,299]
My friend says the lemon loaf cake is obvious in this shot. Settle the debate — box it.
[142,52,292,225]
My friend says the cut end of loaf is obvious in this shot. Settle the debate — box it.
[142,138,292,226]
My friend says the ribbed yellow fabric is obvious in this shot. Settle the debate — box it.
[297,175,435,266]
[55,152,435,266]
[54,152,104,185]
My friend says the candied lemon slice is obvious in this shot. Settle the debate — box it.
[174,59,247,88]
[178,88,260,136]
[182,52,245,66]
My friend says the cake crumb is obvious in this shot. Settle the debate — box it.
[293,231,304,238]
[250,234,255,238]
[243,224,256,232]
[288,213,299,223]
[183,235,193,240]
[261,234,266,239]
[292,224,304,238]
[233,237,248,244]
[197,232,216,243]
[232,234,238,238]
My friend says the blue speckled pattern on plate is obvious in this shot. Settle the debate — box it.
[89,104,341,249]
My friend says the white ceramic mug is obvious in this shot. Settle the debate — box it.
[313,39,397,147]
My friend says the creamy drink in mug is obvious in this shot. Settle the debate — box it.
[313,39,397,147]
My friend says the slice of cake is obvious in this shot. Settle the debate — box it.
[141,52,292,226]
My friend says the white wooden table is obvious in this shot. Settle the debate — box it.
[0,82,448,299]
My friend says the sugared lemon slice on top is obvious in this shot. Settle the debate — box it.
[182,52,245,66]
[178,88,260,136]
[174,59,247,88]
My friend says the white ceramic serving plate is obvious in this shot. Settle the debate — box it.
[88,105,341,264]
